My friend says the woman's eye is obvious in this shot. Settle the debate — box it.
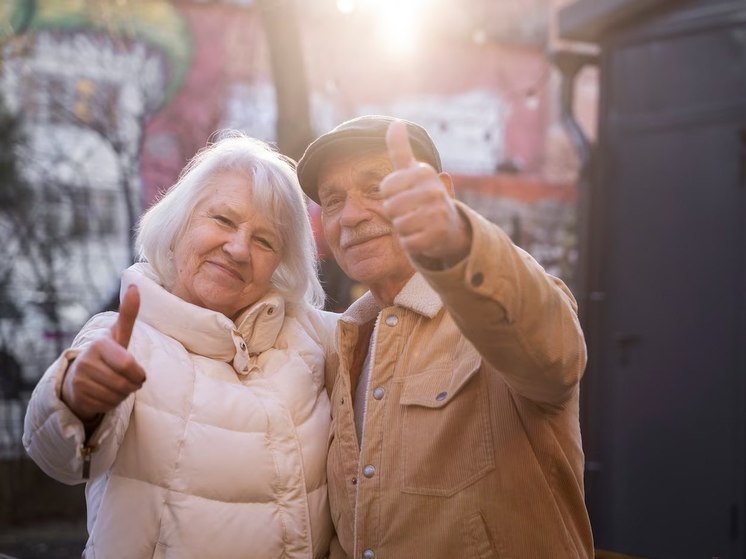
[256,237,275,250]
[213,215,233,226]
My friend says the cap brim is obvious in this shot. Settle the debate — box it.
[298,134,439,205]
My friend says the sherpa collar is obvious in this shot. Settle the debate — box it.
[340,272,443,325]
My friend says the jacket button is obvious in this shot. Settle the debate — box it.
[435,391,448,401]
[363,464,376,478]
[385,314,398,327]
[372,387,385,400]
[362,549,375,559]
[471,272,484,287]
[351,477,358,485]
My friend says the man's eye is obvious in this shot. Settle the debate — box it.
[321,197,343,212]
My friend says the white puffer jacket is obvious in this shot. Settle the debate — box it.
[23,263,336,559]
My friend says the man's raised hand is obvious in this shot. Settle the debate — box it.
[380,120,471,268]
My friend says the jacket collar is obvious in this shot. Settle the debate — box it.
[233,297,285,354]
[341,272,443,325]
[121,263,285,370]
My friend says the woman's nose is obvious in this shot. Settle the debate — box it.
[223,232,251,262]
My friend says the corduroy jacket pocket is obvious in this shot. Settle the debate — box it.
[398,354,495,496]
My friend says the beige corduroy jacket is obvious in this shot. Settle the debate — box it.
[325,203,594,559]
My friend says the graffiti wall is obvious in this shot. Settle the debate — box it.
[0,2,192,399]
[0,0,582,397]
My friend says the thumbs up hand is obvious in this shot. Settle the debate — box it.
[61,285,147,423]
[380,120,472,268]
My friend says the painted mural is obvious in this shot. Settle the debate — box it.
[0,0,582,432]
[0,1,193,415]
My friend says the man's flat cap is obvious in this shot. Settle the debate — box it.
[297,115,442,204]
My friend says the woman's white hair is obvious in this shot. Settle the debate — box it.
[136,131,325,310]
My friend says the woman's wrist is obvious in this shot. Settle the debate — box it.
[60,356,98,423]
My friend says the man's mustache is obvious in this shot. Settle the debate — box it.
[340,224,393,249]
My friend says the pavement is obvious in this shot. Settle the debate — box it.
[0,521,87,559]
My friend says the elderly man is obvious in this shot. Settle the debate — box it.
[297,115,593,559]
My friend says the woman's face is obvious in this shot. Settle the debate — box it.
[170,171,283,320]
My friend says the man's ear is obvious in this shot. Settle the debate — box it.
[438,172,455,198]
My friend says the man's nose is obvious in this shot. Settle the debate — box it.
[338,194,372,227]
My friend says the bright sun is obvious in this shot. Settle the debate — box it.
[337,0,430,55]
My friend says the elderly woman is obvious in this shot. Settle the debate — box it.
[23,134,335,558]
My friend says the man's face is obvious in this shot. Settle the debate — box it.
[317,149,415,292]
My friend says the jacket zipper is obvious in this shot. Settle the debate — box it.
[81,443,97,480]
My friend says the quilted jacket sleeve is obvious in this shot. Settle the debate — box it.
[22,312,136,485]
[293,307,339,396]
[418,201,587,407]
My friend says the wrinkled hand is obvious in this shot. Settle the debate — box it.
[380,120,471,268]
[61,285,146,422]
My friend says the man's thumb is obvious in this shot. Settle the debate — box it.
[112,285,140,348]
[386,120,416,171]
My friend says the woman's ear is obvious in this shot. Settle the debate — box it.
[438,172,456,198]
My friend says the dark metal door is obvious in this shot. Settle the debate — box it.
[590,6,746,556]
[598,119,745,558]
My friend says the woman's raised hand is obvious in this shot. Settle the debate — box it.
[61,285,147,422]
